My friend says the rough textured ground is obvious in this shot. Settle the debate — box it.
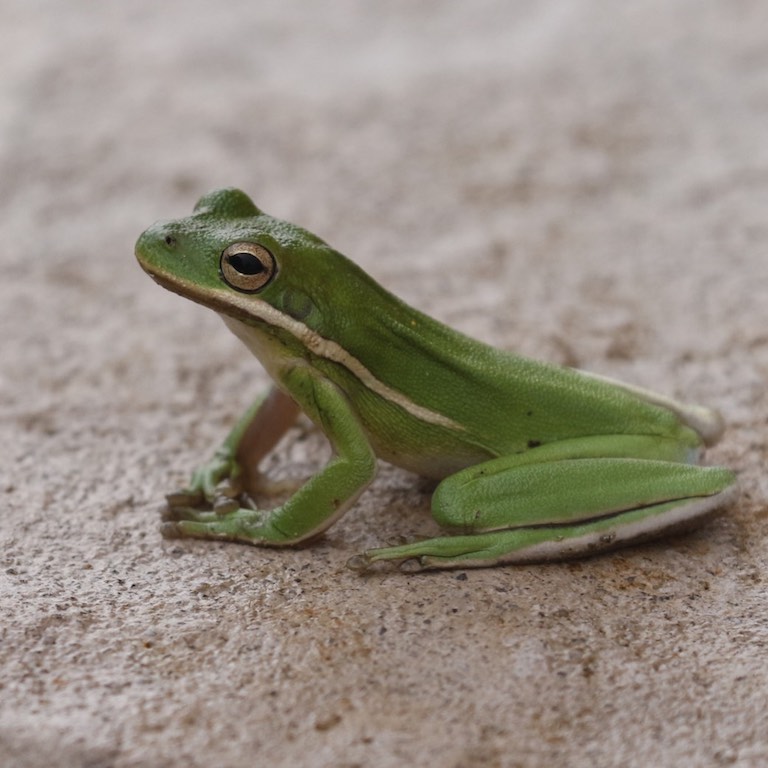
[1,2,767,766]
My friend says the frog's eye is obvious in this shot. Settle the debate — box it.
[220,242,276,293]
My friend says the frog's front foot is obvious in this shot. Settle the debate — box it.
[162,490,241,521]
[176,448,244,505]
[160,518,243,542]
[159,504,272,544]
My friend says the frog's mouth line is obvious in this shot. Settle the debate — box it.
[138,262,257,325]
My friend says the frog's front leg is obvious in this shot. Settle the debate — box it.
[165,385,301,512]
[349,435,737,572]
[162,368,376,545]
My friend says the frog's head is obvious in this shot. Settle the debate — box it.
[136,188,364,338]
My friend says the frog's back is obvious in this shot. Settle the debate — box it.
[320,269,685,457]
[382,320,684,455]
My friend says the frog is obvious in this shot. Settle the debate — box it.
[135,188,737,572]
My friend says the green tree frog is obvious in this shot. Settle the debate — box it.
[135,188,737,572]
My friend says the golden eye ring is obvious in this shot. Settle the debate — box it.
[219,242,276,293]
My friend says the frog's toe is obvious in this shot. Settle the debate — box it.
[160,504,183,522]
[345,553,372,572]
[399,557,428,573]
[212,496,240,515]
[159,518,241,541]
[346,543,425,573]
[161,504,197,522]
[345,549,429,574]
[165,489,206,509]
[160,521,186,539]
[161,505,224,523]
[160,519,226,541]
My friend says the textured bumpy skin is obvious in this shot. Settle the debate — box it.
[135,188,737,571]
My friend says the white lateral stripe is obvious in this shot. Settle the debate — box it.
[224,291,464,431]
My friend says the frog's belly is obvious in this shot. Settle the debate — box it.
[362,417,494,480]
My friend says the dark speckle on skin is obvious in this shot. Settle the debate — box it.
[527,440,541,449]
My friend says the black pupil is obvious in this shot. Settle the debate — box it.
[230,252,265,275]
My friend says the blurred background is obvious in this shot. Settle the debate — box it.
[1,2,767,766]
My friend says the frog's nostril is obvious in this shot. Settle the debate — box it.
[164,234,177,247]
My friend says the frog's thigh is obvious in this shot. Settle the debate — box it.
[432,455,734,534]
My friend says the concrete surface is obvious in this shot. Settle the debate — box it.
[1,2,767,766]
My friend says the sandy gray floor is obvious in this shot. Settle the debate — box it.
[2,2,767,766]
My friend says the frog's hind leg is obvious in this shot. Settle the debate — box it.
[349,435,737,572]
[350,485,737,572]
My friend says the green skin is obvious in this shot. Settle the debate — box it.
[135,188,737,572]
